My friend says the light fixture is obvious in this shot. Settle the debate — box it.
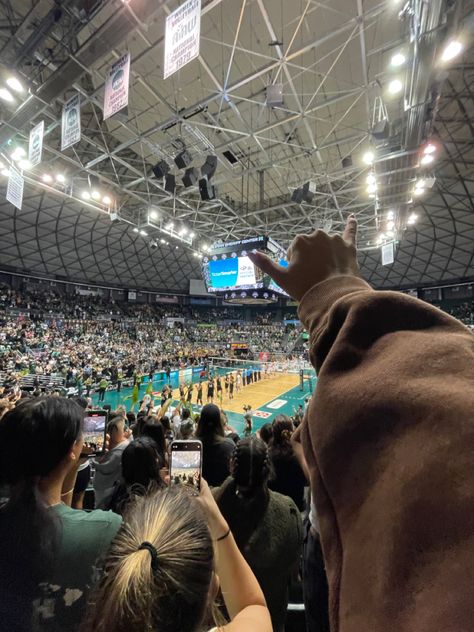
[362,151,375,165]
[81,191,91,200]
[202,244,209,251]
[149,209,159,220]
[420,154,434,166]
[91,190,101,200]
[388,79,403,95]
[175,246,179,250]
[367,183,377,194]
[179,228,187,237]
[386,229,394,238]
[193,252,200,258]
[6,77,24,92]
[387,210,395,221]
[11,147,26,161]
[166,221,174,230]
[0,88,14,102]
[18,159,32,170]
[368,193,376,199]
[423,143,436,155]
[56,174,66,183]
[42,174,53,183]
[1,168,10,177]
[366,173,376,185]
[133,227,139,233]
[189,232,195,239]
[376,234,385,245]
[413,187,425,196]
[407,213,418,225]
[140,229,148,236]
[441,40,463,62]
[160,238,166,244]
[390,52,406,67]
[102,195,112,206]
[387,220,395,231]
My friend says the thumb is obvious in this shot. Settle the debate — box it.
[248,251,288,287]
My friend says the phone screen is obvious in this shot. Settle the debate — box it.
[169,440,202,493]
[83,410,108,455]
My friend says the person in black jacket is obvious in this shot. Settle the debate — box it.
[195,404,234,487]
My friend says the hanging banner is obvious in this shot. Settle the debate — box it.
[28,120,44,167]
[381,241,394,266]
[164,0,201,79]
[61,93,81,151]
[103,52,130,120]
[6,167,24,210]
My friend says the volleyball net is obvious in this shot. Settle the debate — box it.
[207,355,315,378]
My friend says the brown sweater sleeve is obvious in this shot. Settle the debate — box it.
[297,275,474,632]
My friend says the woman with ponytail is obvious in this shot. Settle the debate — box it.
[268,415,307,511]
[0,397,122,632]
[214,437,303,632]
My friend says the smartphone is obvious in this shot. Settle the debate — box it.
[169,440,202,493]
[82,409,108,456]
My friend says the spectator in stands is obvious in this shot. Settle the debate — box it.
[141,419,167,466]
[180,418,195,439]
[214,437,303,631]
[93,416,130,507]
[250,216,474,630]
[268,415,307,511]
[83,483,272,632]
[0,397,121,631]
[258,422,273,445]
[195,404,235,486]
[105,436,165,515]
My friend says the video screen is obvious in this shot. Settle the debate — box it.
[83,412,107,452]
[267,258,289,296]
[170,447,201,492]
[203,253,263,293]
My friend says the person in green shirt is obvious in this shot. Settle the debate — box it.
[97,376,108,402]
[0,397,122,632]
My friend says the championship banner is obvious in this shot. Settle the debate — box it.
[103,52,130,121]
[28,121,44,167]
[6,167,24,210]
[61,94,81,151]
[381,241,394,266]
[164,0,201,79]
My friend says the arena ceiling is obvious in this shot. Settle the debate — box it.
[0,0,472,293]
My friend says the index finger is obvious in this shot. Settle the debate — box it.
[343,214,357,247]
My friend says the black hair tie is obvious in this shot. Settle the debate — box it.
[138,541,159,572]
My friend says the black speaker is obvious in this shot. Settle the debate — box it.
[174,149,192,169]
[341,156,353,169]
[371,119,390,141]
[201,155,218,179]
[291,187,304,203]
[182,167,199,188]
[302,181,316,204]
[164,174,176,194]
[152,160,170,178]
[199,177,217,200]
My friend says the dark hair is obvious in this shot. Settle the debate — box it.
[160,415,171,432]
[72,395,89,410]
[108,437,164,515]
[0,397,83,628]
[270,415,294,456]
[195,404,224,443]
[126,411,136,425]
[259,422,273,445]
[141,421,166,462]
[215,437,272,553]
[181,408,191,421]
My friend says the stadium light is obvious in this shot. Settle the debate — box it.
[140,229,148,236]
[390,52,406,67]
[102,195,112,206]
[367,183,377,194]
[166,221,174,230]
[1,168,9,176]
[423,143,436,155]
[441,40,463,62]
[407,213,418,225]
[11,147,26,161]
[149,209,159,220]
[388,79,403,94]
[133,227,139,233]
[366,173,376,185]
[387,210,395,220]
[91,190,101,200]
[6,77,24,92]
[376,234,385,245]
[56,174,66,183]
[42,174,53,183]
[0,88,14,102]
[179,228,187,237]
[420,154,434,166]
[362,151,375,165]
[81,191,91,200]
[189,232,195,239]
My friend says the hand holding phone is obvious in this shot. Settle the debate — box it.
[82,409,108,457]
[169,440,202,494]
